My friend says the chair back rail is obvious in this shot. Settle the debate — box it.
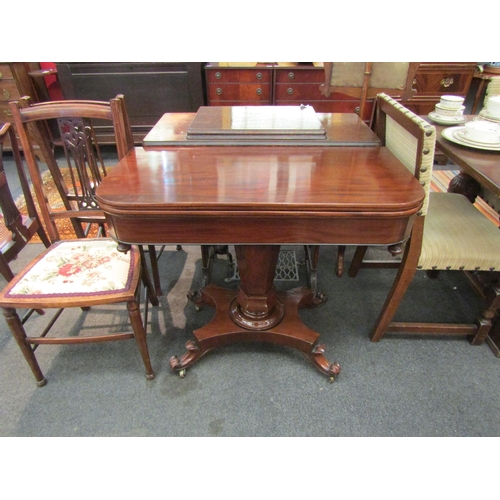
[0,123,50,282]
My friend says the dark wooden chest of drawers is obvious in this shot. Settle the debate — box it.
[205,63,477,122]
[205,67,272,105]
[405,62,477,114]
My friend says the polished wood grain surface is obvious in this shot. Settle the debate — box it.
[96,146,424,246]
[142,112,381,147]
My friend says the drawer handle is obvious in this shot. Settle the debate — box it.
[355,106,360,115]
[287,88,294,95]
[256,88,262,96]
[215,72,222,79]
[4,109,12,117]
[288,72,295,80]
[440,77,454,88]
[216,88,222,95]
[3,89,11,100]
[0,73,3,79]
[256,72,262,80]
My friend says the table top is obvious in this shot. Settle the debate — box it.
[426,116,500,196]
[96,146,424,246]
[143,111,381,148]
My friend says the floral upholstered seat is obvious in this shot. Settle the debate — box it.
[0,238,156,386]
[6,239,134,299]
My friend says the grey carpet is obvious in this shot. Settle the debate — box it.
[0,241,499,437]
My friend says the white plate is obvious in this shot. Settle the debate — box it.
[442,126,500,151]
[428,112,466,125]
[479,109,500,123]
[456,127,500,145]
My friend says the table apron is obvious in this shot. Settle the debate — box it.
[104,213,416,246]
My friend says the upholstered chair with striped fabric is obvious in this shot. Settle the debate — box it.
[348,93,500,345]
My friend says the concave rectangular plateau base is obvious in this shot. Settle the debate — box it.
[169,246,340,380]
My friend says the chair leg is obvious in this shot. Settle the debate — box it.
[201,245,213,286]
[348,246,368,278]
[369,220,424,342]
[138,246,159,307]
[0,255,15,282]
[471,280,500,345]
[127,299,155,380]
[148,245,162,296]
[369,248,419,342]
[336,245,346,277]
[2,307,47,386]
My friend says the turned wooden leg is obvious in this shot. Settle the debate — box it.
[448,171,481,203]
[148,245,162,296]
[127,300,155,380]
[3,307,47,386]
[471,280,500,345]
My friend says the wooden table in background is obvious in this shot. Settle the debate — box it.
[96,146,423,380]
[143,111,381,148]
[428,118,500,202]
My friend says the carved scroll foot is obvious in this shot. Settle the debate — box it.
[169,340,204,377]
[187,288,216,311]
[310,344,341,382]
[308,291,328,309]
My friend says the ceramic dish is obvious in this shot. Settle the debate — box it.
[442,126,500,151]
[479,109,500,123]
[428,112,466,125]
[439,95,465,109]
[457,127,500,145]
[434,104,465,116]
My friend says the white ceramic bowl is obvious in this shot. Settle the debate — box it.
[440,95,465,109]
[434,103,465,116]
[486,95,500,118]
[464,120,500,143]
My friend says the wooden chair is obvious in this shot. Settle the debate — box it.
[0,123,50,282]
[8,95,164,296]
[321,63,420,277]
[348,93,500,344]
[0,237,157,386]
[320,62,419,126]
